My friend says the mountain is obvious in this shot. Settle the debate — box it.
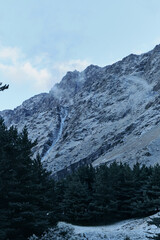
[1,45,160,178]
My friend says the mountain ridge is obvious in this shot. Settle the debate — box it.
[1,45,160,177]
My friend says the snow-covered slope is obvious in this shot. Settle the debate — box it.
[30,213,160,240]
[62,212,160,240]
[2,45,160,176]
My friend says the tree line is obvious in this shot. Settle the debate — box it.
[1,118,160,239]
[56,161,160,226]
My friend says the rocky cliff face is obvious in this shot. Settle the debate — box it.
[2,45,160,177]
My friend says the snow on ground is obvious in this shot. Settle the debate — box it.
[93,122,160,168]
[58,213,160,240]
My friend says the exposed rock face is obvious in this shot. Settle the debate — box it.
[2,45,160,177]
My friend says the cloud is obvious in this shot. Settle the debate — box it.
[54,59,89,73]
[0,46,23,64]
[0,45,90,94]
[0,46,53,91]
[0,62,52,90]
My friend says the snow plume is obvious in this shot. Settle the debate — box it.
[53,59,90,74]
[50,84,64,100]
[52,59,90,83]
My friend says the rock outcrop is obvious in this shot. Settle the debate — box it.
[2,45,160,177]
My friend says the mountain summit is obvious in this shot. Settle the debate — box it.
[1,45,160,178]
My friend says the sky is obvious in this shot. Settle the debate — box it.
[1,0,160,110]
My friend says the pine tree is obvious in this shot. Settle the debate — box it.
[146,164,160,213]
[0,119,57,240]
[91,165,112,224]
[0,82,9,91]
[60,172,93,225]
[54,179,67,221]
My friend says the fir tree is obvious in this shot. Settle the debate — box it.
[0,119,57,240]
[0,82,9,91]
[91,165,112,224]
[61,172,93,225]
[56,162,160,226]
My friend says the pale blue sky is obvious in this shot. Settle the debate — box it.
[0,0,160,110]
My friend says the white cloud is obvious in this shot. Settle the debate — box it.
[0,45,90,94]
[21,62,52,90]
[0,46,23,64]
[0,62,52,91]
[0,46,53,91]
[0,45,91,110]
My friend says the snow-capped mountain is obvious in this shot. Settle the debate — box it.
[2,45,160,178]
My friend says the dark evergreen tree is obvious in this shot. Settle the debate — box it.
[54,179,67,221]
[0,119,57,240]
[56,162,160,226]
[146,165,160,213]
[112,163,134,219]
[91,165,112,224]
[60,167,94,225]
[0,82,9,91]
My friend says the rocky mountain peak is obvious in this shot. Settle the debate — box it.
[153,44,160,52]
[83,64,101,75]
[2,45,160,178]
[61,70,80,82]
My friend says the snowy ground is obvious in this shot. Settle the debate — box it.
[57,213,160,240]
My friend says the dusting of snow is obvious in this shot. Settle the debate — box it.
[58,212,160,240]
[2,45,160,175]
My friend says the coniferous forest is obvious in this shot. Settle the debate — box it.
[0,119,57,240]
[1,118,160,239]
[56,161,160,226]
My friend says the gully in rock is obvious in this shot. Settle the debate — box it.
[41,107,68,162]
